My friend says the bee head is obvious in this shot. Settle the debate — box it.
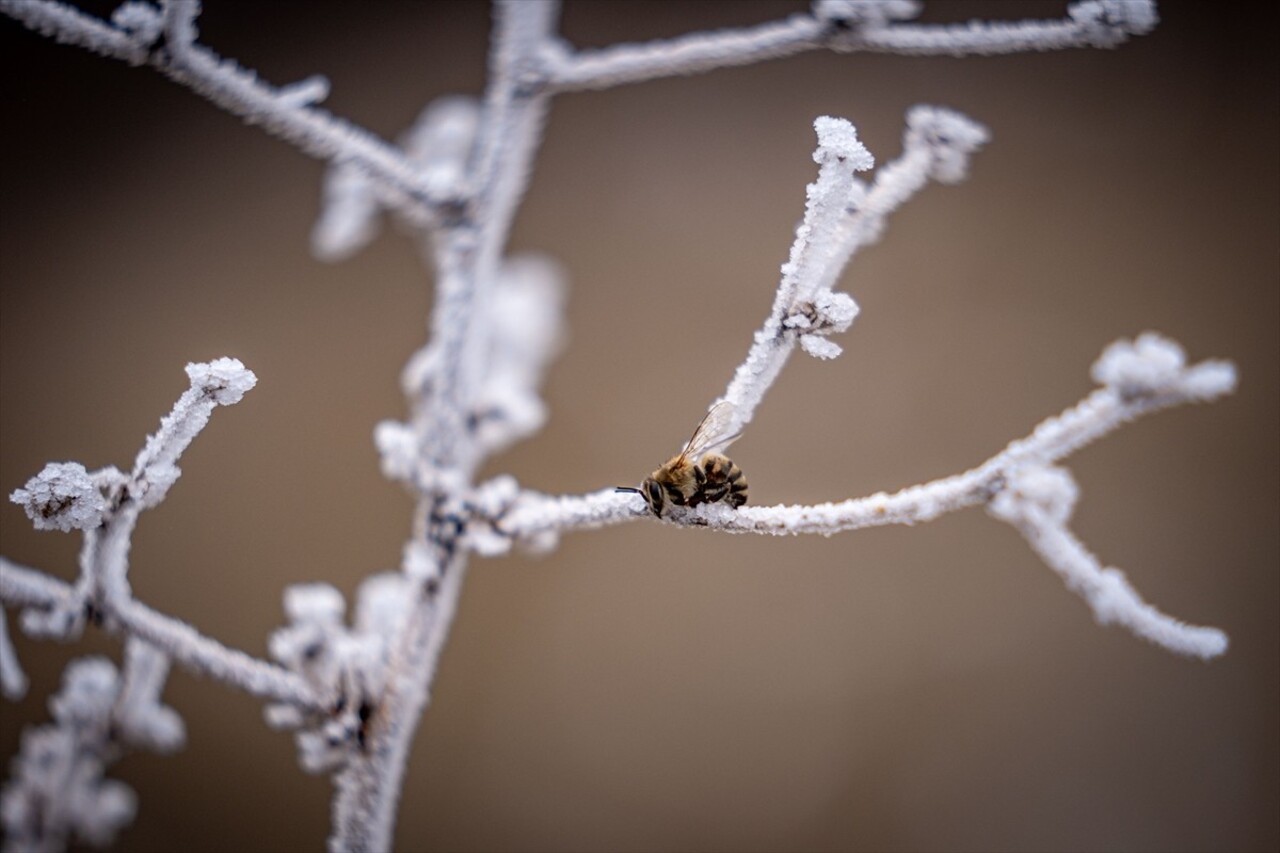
[642,477,665,517]
[615,482,664,517]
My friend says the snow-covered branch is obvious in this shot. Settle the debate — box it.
[543,0,1158,92]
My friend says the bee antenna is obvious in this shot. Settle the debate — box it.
[614,486,641,494]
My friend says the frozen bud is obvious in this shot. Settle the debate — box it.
[471,475,520,517]
[111,1,163,45]
[813,0,921,27]
[50,658,120,728]
[354,573,412,641]
[1097,0,1158,34]
[799,335,843,360]
[1091,332,1185,397]
[813,117,875,171]
[374,420,418,483]
[988,464,1079,526]
[402,540,440,585]
[1180,360,1238,402]
[515,528,560,556]
[813,290,858,331]
[296,729,345,774]
[906,106,989,184]
[312,161,380,262]
[264,703,306,730]
[185,358,256,405]
[11,462,108,532]
[403,95,481,201]
[73,778,138,848]
[1068,0,1157,47]
[283,584,345,625]
[467,526,513,558]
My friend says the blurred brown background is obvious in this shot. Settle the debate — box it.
[1,2,1276,851]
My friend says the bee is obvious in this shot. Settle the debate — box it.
[617,401,748,517]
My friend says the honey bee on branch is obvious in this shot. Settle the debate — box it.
[617,401,747,517]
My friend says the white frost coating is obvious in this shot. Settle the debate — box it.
[374,419,419,484]
[505,336,1235,542]
[1070,0,1159,47]
[988,464,1080,527]
[10,462,108,532]
[267,576,412,775]
[313,95,480,262]
[545,1,1156,93]
[989,465,1226,659]
[0,607,28,701]
[113,638,186,754]
[472,254,568,455]
[126,358,256,508]
[812,0,922,26]
[0,1,1230,850]
[312,161,382,262]
[403,95,482,202]
[717,116,872,434]
[111,1,163,46]
[0,657,138,851]
[719,109,983,440]
[277,74,331,109]
[905,106,990,185]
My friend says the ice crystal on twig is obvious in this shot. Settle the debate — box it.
[10,463,107,533]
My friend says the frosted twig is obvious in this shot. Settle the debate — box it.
[501,333,1233,658]
[988,465,1227,659]
[326,5,562,850]
[544,0,1158,92]
[4,1,1231,850]
[506,334,1235,539]
[1,658,136,852]
[1,642,184,850]
[0,556,322,711]
[0,0,454,224]
[0,607,27,701]
[718,108,987,440]
[1,361,325,711]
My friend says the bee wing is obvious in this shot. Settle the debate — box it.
[681,400,741,459]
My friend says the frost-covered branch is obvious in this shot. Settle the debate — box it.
[543,0,1158,92]
[0,645,185,852]
[1,360,324,710]
[0,556,320,709]
[0,0,456,224]
[502,332,1235,658]
[326,4,562,850]
[4,1,1233,850]
[717,108,987,441]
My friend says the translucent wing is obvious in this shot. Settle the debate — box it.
[681,400,741,459]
